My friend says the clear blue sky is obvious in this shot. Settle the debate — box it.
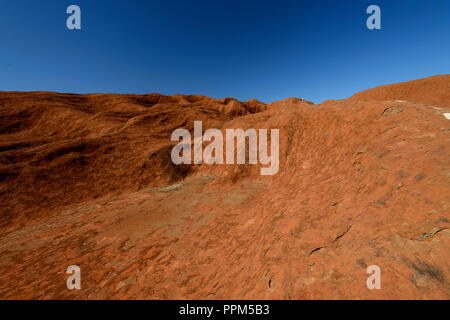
[1,0,449,103]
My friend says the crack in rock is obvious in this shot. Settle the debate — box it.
[308,246,324,256]
[411,228,448,241]
[308,225,352,257]
[332,225,352,244]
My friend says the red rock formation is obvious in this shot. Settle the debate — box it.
[347,74,450,107]
[0,75,449,299]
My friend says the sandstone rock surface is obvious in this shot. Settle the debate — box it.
[0,75,449,299]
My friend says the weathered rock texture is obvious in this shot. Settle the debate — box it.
[0,75,449,299]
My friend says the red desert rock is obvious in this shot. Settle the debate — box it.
[0,75,449,299]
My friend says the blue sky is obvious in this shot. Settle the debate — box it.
[0,0,449,103]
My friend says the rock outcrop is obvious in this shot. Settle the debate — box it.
[0,75,449,299]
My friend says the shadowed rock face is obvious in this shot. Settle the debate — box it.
[0,75,449,299]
